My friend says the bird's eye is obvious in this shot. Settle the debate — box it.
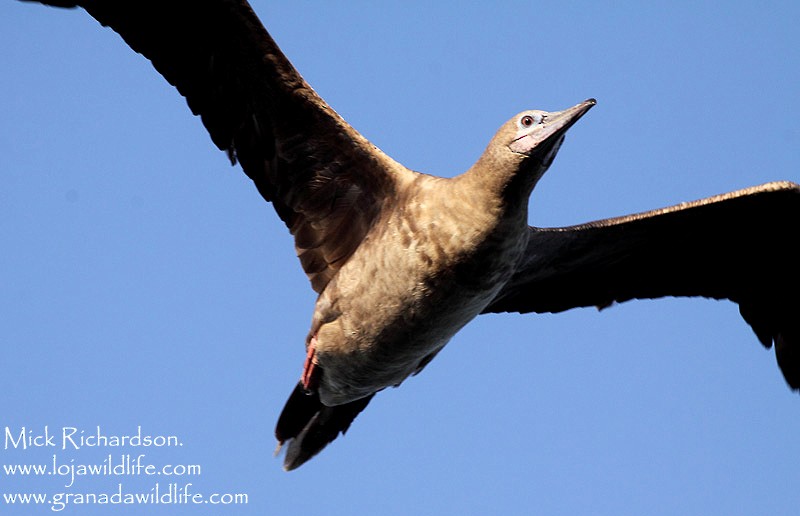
[521,115,534,127]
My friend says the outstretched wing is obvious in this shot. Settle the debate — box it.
[483,181,800,387]
[27,0,411,293]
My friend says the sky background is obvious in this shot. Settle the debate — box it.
[2,1,799,514]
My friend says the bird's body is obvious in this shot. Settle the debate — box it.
[19,0,799,471]
[301,104,591,409]
[310,172,526,404]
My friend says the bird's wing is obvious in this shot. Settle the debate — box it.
[483,181,800,386]
[29,0,411,293]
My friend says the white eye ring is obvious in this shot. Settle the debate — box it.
[520,113,543,128]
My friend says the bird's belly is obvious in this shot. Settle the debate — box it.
[315,279,498,405]
[312,223,526,405]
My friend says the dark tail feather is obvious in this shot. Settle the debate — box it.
[275,382,374,471]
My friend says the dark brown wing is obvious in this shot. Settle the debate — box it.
[483,181,800,388]
[27,0,412,292]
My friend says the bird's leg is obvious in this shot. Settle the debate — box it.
[301,335,319,393]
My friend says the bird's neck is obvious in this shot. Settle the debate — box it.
[458,154,535,226]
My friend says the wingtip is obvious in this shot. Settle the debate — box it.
[775,331,800,392]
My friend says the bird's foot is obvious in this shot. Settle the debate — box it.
[301,337,319,394]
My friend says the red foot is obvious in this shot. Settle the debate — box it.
[301,336,319,392]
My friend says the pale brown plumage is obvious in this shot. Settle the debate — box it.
[23,0,799,471]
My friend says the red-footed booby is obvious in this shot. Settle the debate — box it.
[21,0,799,471]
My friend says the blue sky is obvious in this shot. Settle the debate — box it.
[2,1,799,514]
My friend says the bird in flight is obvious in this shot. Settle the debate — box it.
[22,0,799,470]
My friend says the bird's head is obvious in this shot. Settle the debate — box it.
[468,99,595,204]
[508,98,595,162]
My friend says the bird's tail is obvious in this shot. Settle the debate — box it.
[274,382,374,471]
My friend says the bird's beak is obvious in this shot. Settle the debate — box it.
[510,98,596,155]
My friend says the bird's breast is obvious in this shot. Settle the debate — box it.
[311,183,529,405]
